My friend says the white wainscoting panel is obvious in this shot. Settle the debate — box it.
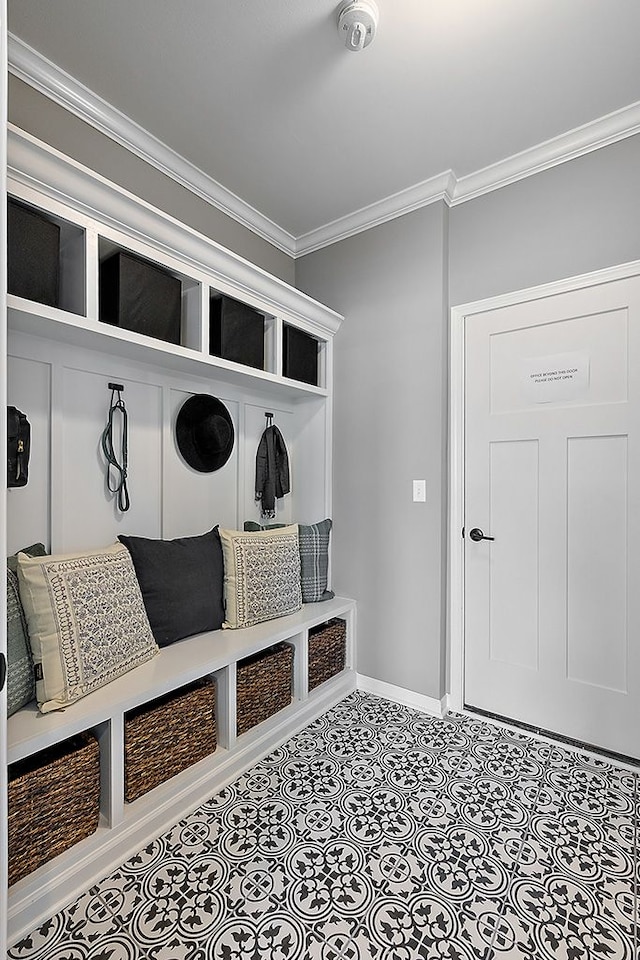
[163,387,240,539]
[58,366,163,550]
[7,330,309,555]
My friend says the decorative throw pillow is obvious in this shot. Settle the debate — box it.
[118,528,225,647]
[7,569,33,716]
[244,519,334,603]
[6,542,47,717]
[6,541,47,575]
[17,542,159,714]
[218,525,302,629]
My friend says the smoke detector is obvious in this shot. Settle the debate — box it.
[337,0,379,52]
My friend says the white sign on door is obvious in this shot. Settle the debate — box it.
[521,351,590,403]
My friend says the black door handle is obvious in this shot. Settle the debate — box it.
[469,527,495,542]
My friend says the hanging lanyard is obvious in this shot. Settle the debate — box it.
[101,382,130,512]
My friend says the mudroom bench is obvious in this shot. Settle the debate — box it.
[5,127,351,949]
[7,595,356,944]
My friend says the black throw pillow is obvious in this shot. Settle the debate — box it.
[119,528,224,647]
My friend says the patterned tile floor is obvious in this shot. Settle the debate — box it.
[8,691,639,959]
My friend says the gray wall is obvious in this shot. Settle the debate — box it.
[8,76,295,285]
[298,133,640,703]
[450,134,640,306]
[296,206,449,701]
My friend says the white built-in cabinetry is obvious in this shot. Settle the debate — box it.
[4,124,356,945]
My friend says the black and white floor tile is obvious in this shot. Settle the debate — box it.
[8,691,639,959]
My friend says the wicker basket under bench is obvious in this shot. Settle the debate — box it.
[236,642,294,735]
[124,676,217,802]
[8,730,100,887]
[309,617,347,690]
[7,598,356,946]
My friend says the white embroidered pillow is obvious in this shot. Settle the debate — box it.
[17,543,158,713]
[218,525,302,629]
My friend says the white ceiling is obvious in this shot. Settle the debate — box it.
[7,0,640,253]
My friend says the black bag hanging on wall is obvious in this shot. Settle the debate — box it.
[7,406,31,487]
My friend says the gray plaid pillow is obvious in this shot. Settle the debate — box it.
[244,519,334,603]
[7,568,35,716]
[6,542,47,716]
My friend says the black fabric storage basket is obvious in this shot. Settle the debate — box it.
[100,249,182,345]
[283,324,319,386]
[8,198,61,308]
[236,642,293,735]
[124,677,217,802]
[8,731,100,886]
[308,618,346,690]
[210,294,265,370]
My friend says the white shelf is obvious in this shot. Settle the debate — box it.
[7,126,342,397]
[8,299,330,403]
[8,597,355,764]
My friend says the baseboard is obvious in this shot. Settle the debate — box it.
[356,674,447,718]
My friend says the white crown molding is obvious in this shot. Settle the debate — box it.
[8,32,640,256]
[295,170,457,256]
[7,33,297,258]
[451,99,640,205]
[299,101,640,251]
[6,124,343,337]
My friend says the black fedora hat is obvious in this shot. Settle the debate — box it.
[176,394,235,472]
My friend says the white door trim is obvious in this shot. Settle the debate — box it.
[1,1,9,951]
[448,258,640,714]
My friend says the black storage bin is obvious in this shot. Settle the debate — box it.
[283,324,319,386]
[100,250,182,345]
[210,295,265,370]
[8,198,60,308]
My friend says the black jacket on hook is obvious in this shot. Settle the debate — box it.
[255,424,290,518]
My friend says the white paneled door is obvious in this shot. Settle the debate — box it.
[464,274,640,759]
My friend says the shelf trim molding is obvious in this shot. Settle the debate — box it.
[8,33,297,258]
[7,124,343,338]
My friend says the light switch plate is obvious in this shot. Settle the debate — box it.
[413,479,426,502]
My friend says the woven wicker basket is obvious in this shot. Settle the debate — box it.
[8,731,100,886]
[236,642,294,735]
[308,618,347,691]
[124,676,216,802]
